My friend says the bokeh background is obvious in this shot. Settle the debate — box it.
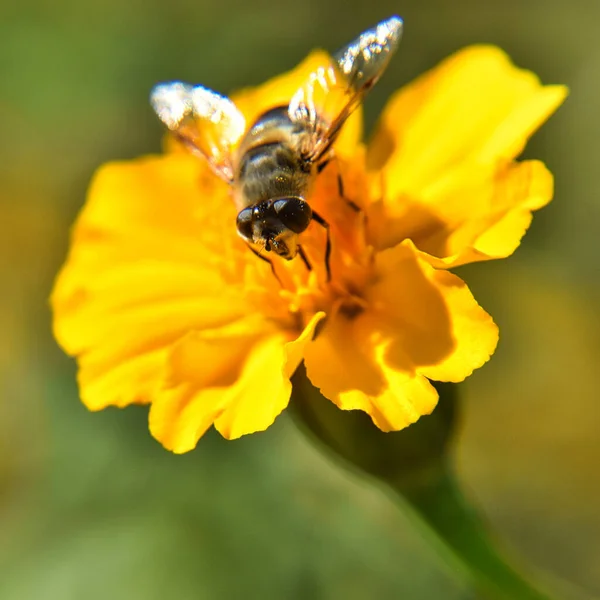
[1,0,598,598]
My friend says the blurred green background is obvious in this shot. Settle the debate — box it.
[1,0,598,598]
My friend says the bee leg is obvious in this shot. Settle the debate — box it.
[247,244,283,286]
[318,154,361,212]
[335,166,362,212]
[328,156,369,249]
[311,211,331,282]
[316,159,330,174]
[297,245,312,272]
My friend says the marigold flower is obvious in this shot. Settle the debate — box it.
[51,46,566,453]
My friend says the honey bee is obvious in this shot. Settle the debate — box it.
[151,16,403,276]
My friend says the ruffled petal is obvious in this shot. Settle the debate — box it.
[148,316,269,452]
[149,313,324,452]
[370,45,567,193]
[304,311,439,432]
[51,154,251,411]
[369,159,554,268]
[214,312,324,440]
[369,242,499,382]
[367,45,567,263]
[304,241,497,431]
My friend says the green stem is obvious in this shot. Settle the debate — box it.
[393,464,554,600]
[289,369,576,600]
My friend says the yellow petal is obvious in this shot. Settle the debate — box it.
[368,46,566,264]
[231,51,362,160]
[371,159,554,268]
[73,297,247,411]
[370,45,567,194]
[370,241,498,382]
[77,348,168,410]
[304,241,497,431]
[62,153,240,267]
[304,310,439,432]
[148,317,268,453]
[469,162,553,260]
[149,313,324,452]
[215,312,324,440]
[51,154,250,411]
[54,262,236,356]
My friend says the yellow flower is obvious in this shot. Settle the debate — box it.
[51,47,566,453]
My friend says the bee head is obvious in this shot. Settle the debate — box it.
[236,198,312,260]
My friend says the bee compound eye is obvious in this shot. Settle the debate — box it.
[236,207,254,241]
[273,198,312,234]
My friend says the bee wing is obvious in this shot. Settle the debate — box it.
[151,82,246,183]
[288,16,403,163]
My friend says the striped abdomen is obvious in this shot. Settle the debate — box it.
[233,107,314,209]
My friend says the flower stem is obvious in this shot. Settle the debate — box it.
[392,463,555,600]
[289,368,571,600]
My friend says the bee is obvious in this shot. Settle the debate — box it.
[151,16,403,277]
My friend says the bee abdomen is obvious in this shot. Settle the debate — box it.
[239,143,296,177]
[237,142,309,206]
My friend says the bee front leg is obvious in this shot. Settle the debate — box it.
[311,211,331,282]
[336,172,361,213]
[317,152,361,213]
[297,245,312,272]
[247,244,283,287]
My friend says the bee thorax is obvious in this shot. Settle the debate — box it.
[233,106,314,209]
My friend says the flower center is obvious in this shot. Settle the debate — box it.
[245,156,375,332]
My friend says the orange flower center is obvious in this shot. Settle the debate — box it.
[242,154,375,333]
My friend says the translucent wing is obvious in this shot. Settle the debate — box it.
[151,82,246,183]
[288,16,403,163]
